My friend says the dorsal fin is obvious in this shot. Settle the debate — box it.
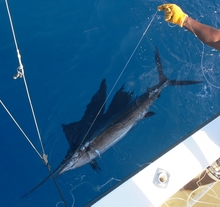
[62,79,107,151]
[104,84,133,120]
[82,79,107,122]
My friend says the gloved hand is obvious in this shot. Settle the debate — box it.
[158,4,188,27]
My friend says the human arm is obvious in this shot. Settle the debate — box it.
[183,16,220,50]
[158,4,220,50]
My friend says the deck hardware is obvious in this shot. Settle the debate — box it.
[153,168,170,188]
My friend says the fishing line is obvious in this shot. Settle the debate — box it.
[200,43,220,89]
[164,170,219,206]
[78,10,158,150]
[4,0,68,206]
[186,170,220,206]
[168,22,177,28]
[5,0,47,161]
[167,18,220,89]
[187,184,220,207]
[0,100,43,159]
[187,19,220,89]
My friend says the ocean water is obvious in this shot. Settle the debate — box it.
[1,0,220,206]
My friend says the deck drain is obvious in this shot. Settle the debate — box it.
[153,168,170,188]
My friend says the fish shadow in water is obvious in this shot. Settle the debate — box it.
[21,79,134,198]
[62,79,134,171]
[22,48,202,198]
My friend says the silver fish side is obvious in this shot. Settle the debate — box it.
[58,48,202,174]
[59,81,167,174]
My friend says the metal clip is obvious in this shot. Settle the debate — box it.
[13,66,23,79]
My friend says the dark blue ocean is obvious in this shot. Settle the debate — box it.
[1,0,220,206]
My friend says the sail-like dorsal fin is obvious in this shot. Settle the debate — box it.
[104,84,133,119]
[62,79,107,150]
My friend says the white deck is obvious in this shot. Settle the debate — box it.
[89,114,220,207]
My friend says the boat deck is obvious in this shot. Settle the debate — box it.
[161,167,220,207]
[88,113,220,207]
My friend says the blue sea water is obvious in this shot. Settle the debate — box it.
[1,0,220,206]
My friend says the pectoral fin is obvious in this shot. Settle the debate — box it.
[90,159,101,172]
[144,111,155,118]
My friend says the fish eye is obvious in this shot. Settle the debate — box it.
[74,152,79,157]
[85,142,89,147]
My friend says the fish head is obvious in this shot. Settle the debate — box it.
[58,147,91,175]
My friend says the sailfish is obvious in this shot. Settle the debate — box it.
[22,48,202,197]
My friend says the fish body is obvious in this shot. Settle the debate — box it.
[22,48,202,197]
[58,48,202,173]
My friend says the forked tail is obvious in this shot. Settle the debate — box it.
[169,80,203,86]
[155,47,202,86]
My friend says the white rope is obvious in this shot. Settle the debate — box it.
[4,0,47,164]
[0,100,43,159]
[22,72,47,157]
[4,1,73,204]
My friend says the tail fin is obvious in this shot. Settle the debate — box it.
[155,47,167,83]
[169,80,203,86]
[155,48,202,86]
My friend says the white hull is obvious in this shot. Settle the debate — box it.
[88,113,220,207]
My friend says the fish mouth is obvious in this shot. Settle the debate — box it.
[57,153,80,175]
[58,160,76,176]
[58,150,91,175]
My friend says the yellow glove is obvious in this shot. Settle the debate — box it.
[158,4,188,27]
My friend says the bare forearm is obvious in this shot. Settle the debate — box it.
[183,17,220,50]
